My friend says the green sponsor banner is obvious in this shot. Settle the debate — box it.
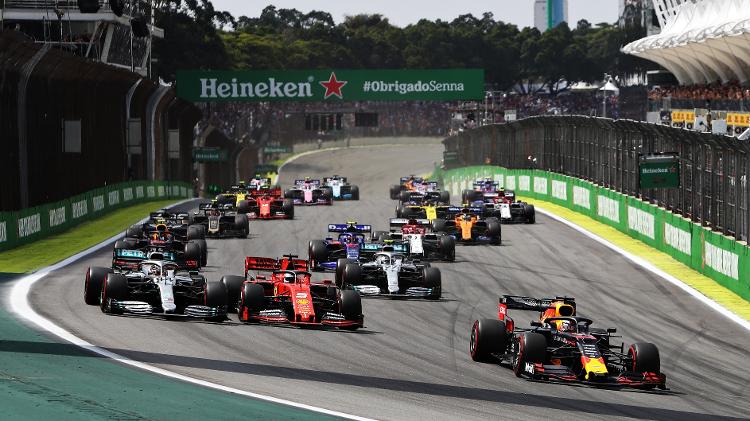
[639,154,680,189]
[176,69,485,102]
[255,164,279,174]
[263,146,292,154]
[193,147,228,162]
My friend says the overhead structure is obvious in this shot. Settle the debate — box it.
[622,0,750,85]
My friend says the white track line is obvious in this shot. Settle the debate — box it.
[7,199,373,421]
[533,205,750,333]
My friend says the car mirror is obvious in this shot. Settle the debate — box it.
[607,328,617,334]
[530,321,542,327]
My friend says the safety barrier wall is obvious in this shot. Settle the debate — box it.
[0,180,193,252]
[441,166,750,302]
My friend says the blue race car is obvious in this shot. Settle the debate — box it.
[308,222,372,271]
[322,175,360,200]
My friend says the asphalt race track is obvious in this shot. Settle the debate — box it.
[29,143,750,420]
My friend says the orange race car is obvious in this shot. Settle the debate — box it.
[431,207,501,245]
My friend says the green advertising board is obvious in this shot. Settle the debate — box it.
[639,153,680,189]
[193,147,228,162]
[176,69,485,102]
[263,146,292,154]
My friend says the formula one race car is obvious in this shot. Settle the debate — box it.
[397,188,450,205]
[83,260,228,321]
[284,178,332,205]
[244,178,283,198]
[432,207,502,245]
[308,222,372,271]
[244,194,294,220]
[389,175,437,199]
[374,218,455,261]
[121,219,207,268]
[322,175,360,200]
[191,201,249,238]
[469,295,667,389]
[396,201,454,221]
[227,254,363,330]
[463,179,535,224]
[338,245,442,299]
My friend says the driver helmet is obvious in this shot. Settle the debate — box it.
[283,272,295,283]
[148,265,159,276]
[559,320,575,332]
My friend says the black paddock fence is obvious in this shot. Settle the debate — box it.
[444,116,750,241]
[0,31,200,211]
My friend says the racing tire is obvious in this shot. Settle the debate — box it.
[399,190,411,203]
[85,266,109,305]
[470,319,507,362]
[335,258,355,286]
[187,225,205,240]
[486,218,502,245]
[423,267,441,300]
[203,281,228,322]
[371,231,388,242]
[234,214,249,238]
[342,263,362,289]
[439,235,455,261]
[100,273,128,314]
[439,191,450,204]
[283,189,294,199]
[432,219,447,233]
[524,205,536,224]
[184,242,202,266]
[220,275,245,312]
[194,239,208,266]
[513,332,547,377]
[351,185,360,200]
[308,240,329,270]
[237,200,250,215]
[629,342,660,389]
[126,225,142,239]
[238,283,265,323]
[282,199,294,219]
[338,290,361,331]
[390,185,401,200]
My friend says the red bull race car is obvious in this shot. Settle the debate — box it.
[469,295,667,390]
[222,254,363,330]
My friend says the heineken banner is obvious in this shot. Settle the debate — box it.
[176,69,485,102]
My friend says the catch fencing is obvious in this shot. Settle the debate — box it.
[0,180,192,252]
[444,116,750,242]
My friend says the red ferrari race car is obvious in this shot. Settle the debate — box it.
[469,295,667,390]
[221,254,363,330]
[243,194,294,220]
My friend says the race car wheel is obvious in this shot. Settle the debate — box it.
[309,240,329,271]
[629,342,660,374]
[423,267,441,300]
[439,191,450,204]
[486,218,502,245]
[390,185,401,200]
[335,258,355,286]
[184,242,202,266]
[342,263,362,289]
[513,332,547,378]
[351,185,360,200]
[461,190,471,203]
[204,281,228,322]
[100,273,127,314]
[283,189,294,199]
[126,225,142,238]
[470,319,507,362]
[399,190,411,203]
[432,219,447,233]
[234,214,249,238]
[439,235,455,261]
[237,200,250,215]
[187,225,205,240]
[194,239,208,266]
[524,205,536,224]
[238,283,265,323]
[220,275,245,312]
[282,199,294,219]
[371,231,388,242]
[338,290,361,330]
[85,266,109,305]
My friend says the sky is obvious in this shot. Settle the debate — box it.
[211,0,621,29]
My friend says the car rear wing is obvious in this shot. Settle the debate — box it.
[424,181,439,190]
[244,256,309,274]
[361,242,409,253]
[328,223,372,233]
[294,179,321,186]
[198,202,214,210]
[323,176,347,183]
[501,295,576,311]
[446,206,484,216]
[389,218,430,229]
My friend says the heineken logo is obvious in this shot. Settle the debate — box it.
[200,77,314,99]
[320,72,347,99]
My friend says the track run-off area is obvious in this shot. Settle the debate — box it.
[22,142,750,420]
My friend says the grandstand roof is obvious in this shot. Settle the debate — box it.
[622,0,750,85]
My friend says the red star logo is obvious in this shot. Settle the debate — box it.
[319,72,347,99]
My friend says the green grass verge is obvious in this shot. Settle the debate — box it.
[0,200,180,274]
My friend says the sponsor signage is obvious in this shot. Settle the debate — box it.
[639,153,680,189]
[263,146,292,154]
[443,151,458,164]
[193,147,228,162]
[255,164,278,174]
[176,69,485,102]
